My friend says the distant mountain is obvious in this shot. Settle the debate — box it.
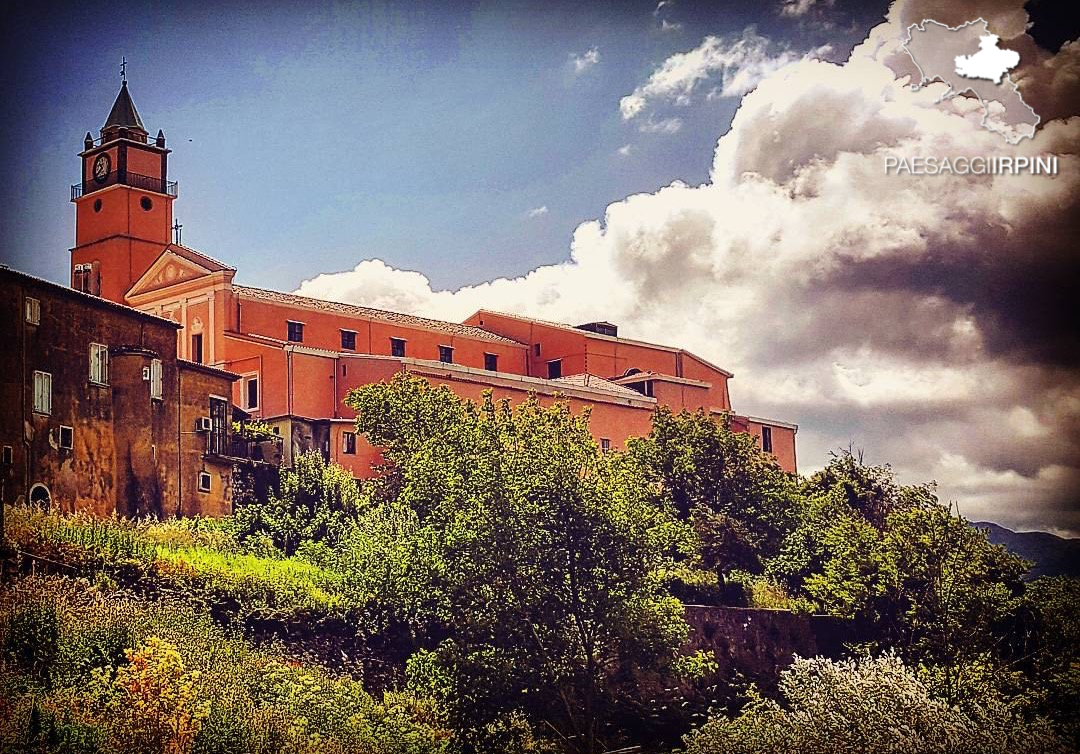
[973,522,1080,580]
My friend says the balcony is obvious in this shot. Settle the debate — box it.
[205,433,283,466]
[71,171,179,201]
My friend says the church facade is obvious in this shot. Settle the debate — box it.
[68,81,798,480]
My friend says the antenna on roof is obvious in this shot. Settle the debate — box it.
[120,56,127,84]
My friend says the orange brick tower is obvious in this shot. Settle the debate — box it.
[70,78,176,303]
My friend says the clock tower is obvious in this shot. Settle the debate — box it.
[71,79,176,304]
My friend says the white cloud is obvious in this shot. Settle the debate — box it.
[653,0,673,16]
[527,205,549,218]
[779,0,836,18]
[661,19,682,32]
[571,47,600,75]
[638,116,683,133]
[296,0,1080,534]
[617,144,633,157]
[619,29,829,120]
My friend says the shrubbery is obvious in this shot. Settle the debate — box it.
[2,375,1078,752]
[0,577,452,754]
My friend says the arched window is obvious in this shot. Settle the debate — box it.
[28,483,51,509]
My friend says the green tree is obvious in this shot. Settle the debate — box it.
[878,505,1029,704]
[626,408,799,569]
[345,374,689,753]
[234,450,364,555]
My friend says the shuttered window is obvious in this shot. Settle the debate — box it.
[150,359,163,400]
[89,343,109,385]
[33,371,52,415]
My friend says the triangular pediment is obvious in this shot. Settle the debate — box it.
[126,250,215,298]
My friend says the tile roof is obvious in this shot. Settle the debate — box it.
[550,373,649,399]
[234,286,524,346]
[473,309,735,378]
[167,244,235,272]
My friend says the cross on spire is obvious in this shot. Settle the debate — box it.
[172,220,183,245]
[120,56,127,84]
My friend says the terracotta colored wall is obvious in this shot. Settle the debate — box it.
[234,297,527,373]
[746,420,797,474]
[73,175,174,303]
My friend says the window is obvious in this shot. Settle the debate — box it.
[627,380,654,398]
[208,397,228,456]
[245,375,259,410]
[197,472,212,493]
[390,337,406,357]
[2,446,13,465]
[600,438,611,453]
[89,343,109,385]
[438,345,454,364]
[150,359,163,400]
[340,329,357,350]
[287,321,304,342]
[547,359,562,379]
[58,425,74,450]
[140,196,153,211]
[761,426,773,454]
[29,483,51,508]
[33,371,52,415]
[484,353,498,371]
[191,334,203,364]
[25,297,40,325]
[534,343,541,357]
[342,431,357,455]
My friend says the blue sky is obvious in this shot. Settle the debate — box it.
[2,0,884,292]
[4,0,1077,535]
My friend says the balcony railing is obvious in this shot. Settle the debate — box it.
[71,171,179,200]
[206,434,283,465]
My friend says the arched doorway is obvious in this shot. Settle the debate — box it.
[28,483,51,509]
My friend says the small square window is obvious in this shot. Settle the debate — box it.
[438,345,454,364]
[89,343,109,385]
[534,343,541,357]
[341,330,357,350]
[547,359,562,379]
[390,337,406,357]
[25,297,40,325]
[197,471,212,493]
[2,445,14,465]
[33,371,52,415]
[761,426,773,454]
[342,431,356,455]
[484,353,498,371]
[600,438,611,453]
[58,425,74,450]
[287,321,304,343]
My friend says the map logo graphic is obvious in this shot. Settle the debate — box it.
[903,18,1039,145]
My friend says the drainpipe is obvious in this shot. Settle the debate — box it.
[177,354,183,518]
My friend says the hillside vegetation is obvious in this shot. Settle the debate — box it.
[2,374,1077,753]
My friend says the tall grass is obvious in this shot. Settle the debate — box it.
[3,505,367,619]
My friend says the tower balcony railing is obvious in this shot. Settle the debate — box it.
[71,171,179,200]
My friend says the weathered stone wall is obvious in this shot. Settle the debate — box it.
[684,605,850,688]
[1,267,242,519]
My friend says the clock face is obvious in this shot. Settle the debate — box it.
[92,153,111,184]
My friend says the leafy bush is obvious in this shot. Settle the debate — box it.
[682,654,1070,754]
[234,451,365,555]
[0,577,452,754]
